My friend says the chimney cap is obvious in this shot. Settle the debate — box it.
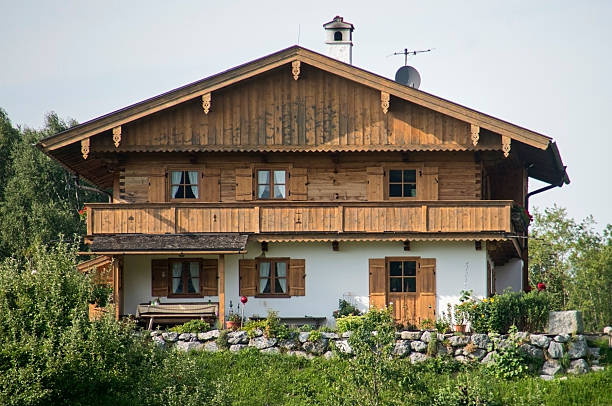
[323,16,354,31]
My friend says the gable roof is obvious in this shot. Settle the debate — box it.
[37,45,569,186]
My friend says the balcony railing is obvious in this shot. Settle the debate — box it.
[85,200,513,236]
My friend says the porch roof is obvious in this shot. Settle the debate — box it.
[87,233,249,255]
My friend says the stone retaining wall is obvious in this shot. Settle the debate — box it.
[150,329,605,380]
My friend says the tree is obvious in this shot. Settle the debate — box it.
[0,111,103,259]
[528,206,612,331]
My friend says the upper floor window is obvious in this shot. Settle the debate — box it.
[388,169,416,198]
[170,260,200,296]
[334,31,343,41]
[257,169,286,199]
[170,170,198,199]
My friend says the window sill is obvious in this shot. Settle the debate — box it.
[167,294,205,299]
[254,294,291,298]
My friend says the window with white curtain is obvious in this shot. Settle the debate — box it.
[257,258,288,295]
[170,260,201,296]
[170,170,199,199]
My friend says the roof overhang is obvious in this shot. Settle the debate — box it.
[86,233,249,255]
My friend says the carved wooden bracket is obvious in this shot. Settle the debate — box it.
[502,135,511,158]
[81,138,90,160]
[470,124,480,146]
[112,126,122,148]
[291,60,301,80]
[381,91,390,114]
[202,93,211,114]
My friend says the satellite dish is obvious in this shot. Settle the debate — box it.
[395,66,421,89]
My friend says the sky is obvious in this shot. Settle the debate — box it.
[1,1,611,229]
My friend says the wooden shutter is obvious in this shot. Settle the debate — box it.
[366,166,384,201]
[418,258,436,321]
[239,259,257,296]
[368,258,387,309]
[288,259,306,296]
[148,175,165,202]
[200,259,218,296]
[289,168,308,201]
[235,167,252,200]
[418,167,438,200]
[202,168,220,202]
[151,259,168,296]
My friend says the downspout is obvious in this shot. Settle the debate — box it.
[72,174,112,203]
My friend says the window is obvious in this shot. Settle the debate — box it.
[169,260,200,297]
[170,170,198,199]
[334,31,343,41]
[257,258,288,296]
[388,169,417,198]
[257,169,286,199]
[388,260,417,293]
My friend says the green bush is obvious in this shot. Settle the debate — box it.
[335,314,364,333]
[464,289,551,333]
[243,310,292,339]
[332,299,362,319]
[487,325,529,379]
[169,320,210,334]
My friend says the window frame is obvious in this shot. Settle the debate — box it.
[255,168,289,200]
[385,166,421,200]
[386,257,420,295]
[168,168,201,201]
[167,259,203,298]
[255,257,290,298]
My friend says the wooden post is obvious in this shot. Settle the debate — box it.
[112,256,123,320]
[218,254,225,329]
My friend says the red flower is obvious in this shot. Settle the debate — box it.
[537,282,546,291]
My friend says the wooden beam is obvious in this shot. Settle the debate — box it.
[470,124,480,146]
[81,138,90,160]
[218,254,225,329]
[112,126,121,148]
[381,91,390,114]
[291,60,300,80]
[202,93,211,114]
[502,135,511,158]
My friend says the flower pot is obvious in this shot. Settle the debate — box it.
[454,324,466,333]
[226,320,238,330]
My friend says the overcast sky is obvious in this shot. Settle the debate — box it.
[2,1,610,229]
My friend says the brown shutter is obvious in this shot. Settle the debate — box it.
[200,259,218,296]
[366,166,384,201]
[418,167,438,200]
[148,175,165,202]
[235,167,252,200]
[151,259,168,296]
[368,258,387,309]
[418,258,436,321]
[288,259,306,296]
[239,259,257,296]
[289,168,308,201]
[202,168,220,202]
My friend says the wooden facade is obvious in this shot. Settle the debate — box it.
[44,46,568,327]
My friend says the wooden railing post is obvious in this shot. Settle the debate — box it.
[86,205,93,235]
[254,206,260,233]
[421,205,428,232]
[336,204,343,232]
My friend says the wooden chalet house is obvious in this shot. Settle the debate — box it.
[38,17,569,327]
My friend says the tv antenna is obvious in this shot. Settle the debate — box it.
[391,48,433,66]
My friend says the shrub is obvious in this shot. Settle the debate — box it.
[332,299,362,319]
[463,289,551,334]
[308,329,322,342]
[487,325,529,379]
[336,314,364,333]
[243,310,291,339]
[169,320,210,334]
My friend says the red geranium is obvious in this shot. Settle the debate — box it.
[537,282,546,291]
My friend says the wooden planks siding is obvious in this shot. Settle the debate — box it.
[86,201,512,236]
[93,65,475,153]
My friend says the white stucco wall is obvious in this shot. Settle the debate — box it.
[494,258,523,293]
[121,241,487,326]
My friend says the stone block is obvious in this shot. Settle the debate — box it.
[409,352,428,363]
[449,335,469,347]
[520,344,544,359]
[420,331,433,343]
[198,330,220,341]
[279,339,298,350]
[178,332,192,341]
[568,336,587,359]
[176,340,203,352]
[260,347,280,354]
[334,339,352,354]
[567,359,589,375]
[321,332,339,340]
[162,332,178,342]
[401,331,422,340]
[541,360,562,376]
[481,351,496,364]
[204,342,219,352]
[249,336,278,350]
[298,332,311,343]
[530,334,551,348]
[410,340,427,353]
[227,331,248,345]
[603,326,612,335]
[547,311,584,335]
[229,344,247,352]
[468,349,487,361]
[539,375,554,381]
[393,340,411,357]
[547,341,564,359]
[471,334,491,349]
[554,334,569,343]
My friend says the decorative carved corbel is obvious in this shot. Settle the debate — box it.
[202,93,211,114]
[81,138,90,160]
[291,60,301,80]
[381,91,390,114]
[112,126,122,148]
[470,124,480,146]
[502,135,511,158]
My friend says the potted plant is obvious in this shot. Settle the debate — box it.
[453,290,472,333]
[226,313,241,330]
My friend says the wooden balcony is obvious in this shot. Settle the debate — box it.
[85,200,513,236]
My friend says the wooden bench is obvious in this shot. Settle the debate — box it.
[137,302,218,330]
